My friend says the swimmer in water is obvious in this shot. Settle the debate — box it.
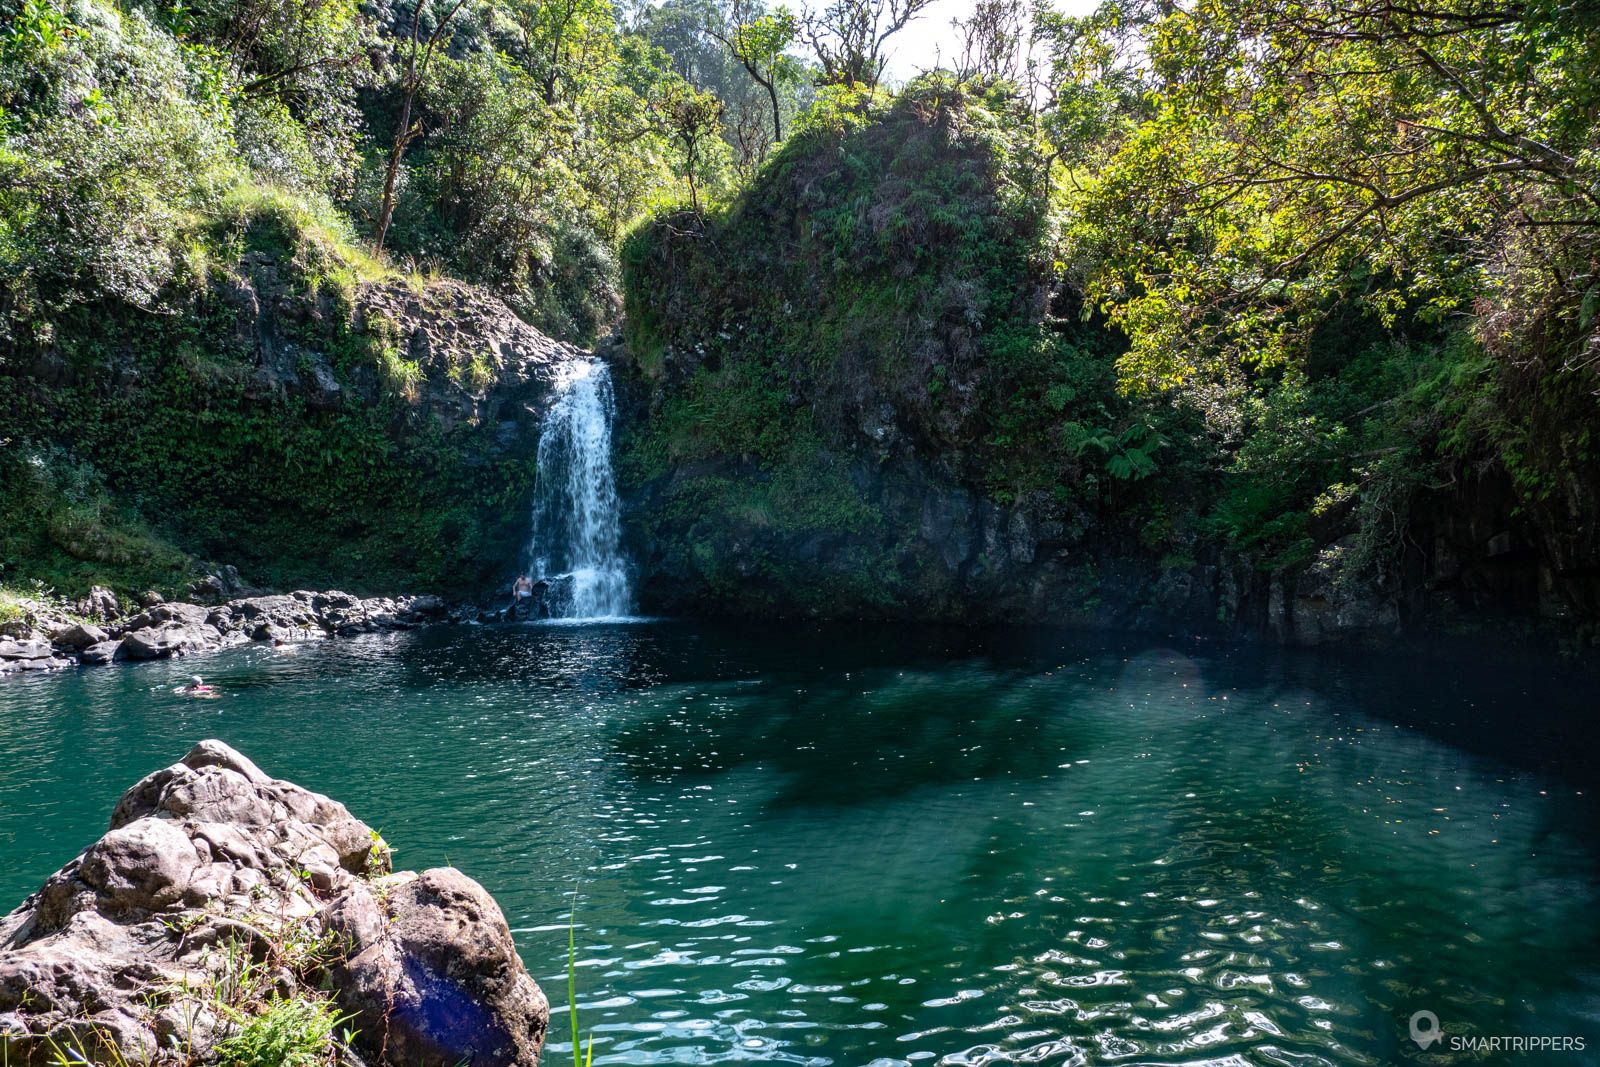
[175,675,217,697]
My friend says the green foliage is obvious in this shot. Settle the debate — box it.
[3,0,78,64]
[157,0,370,190]
[2,0,1595,622]
[373,42,644,344]
[213,995,345,1067]
[1069,421,1162,482]
[1065,0,1600,392]
[567,895,594,1067]
[1202,329,1494,573]
[0,0,238,344]
[619,58,1587,610]
[1017,0,1600,591]
[0,187,539,598]
[358,0,790,343]
[0,441,201,597]
[629,359,793,474]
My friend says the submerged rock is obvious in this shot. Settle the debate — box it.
[0,740,548,1066]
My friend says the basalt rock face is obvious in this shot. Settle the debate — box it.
[0,741,548,1066]
[618,439,1338,640]
[619,378,1558,646]
[1,240,588,599]
[228,263,582,440]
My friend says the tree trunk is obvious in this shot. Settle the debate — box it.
[373,79,417,255]
[765,75,781,142]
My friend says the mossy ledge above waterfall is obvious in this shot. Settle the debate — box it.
[613,79,1600,646]
[1,191,583,603]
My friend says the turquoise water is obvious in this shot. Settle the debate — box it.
[2,622,1597,1065]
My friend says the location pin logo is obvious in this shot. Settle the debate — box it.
[1410,1010,1443,1049]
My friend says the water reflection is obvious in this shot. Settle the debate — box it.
[1,623,1597,1065]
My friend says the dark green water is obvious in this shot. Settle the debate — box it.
[2,622,1597,1065]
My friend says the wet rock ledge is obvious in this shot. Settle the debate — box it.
[0,740,548,1066]
[0,588,449,675]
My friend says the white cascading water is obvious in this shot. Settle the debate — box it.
[525,359,631,619]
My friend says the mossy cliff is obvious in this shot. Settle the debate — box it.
[614,80,1600,644]
[615,81,1196,625]
[0,193,579,601]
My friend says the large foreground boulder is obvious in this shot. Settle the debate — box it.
[0,741,548,1066]
[326,870,550,1066]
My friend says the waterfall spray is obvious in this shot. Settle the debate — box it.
[525,359,630,619]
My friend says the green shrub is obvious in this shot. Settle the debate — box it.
[0,0,240,344]
[213,995,345,1067]
[0,442,201,598]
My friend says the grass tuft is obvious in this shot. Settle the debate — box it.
[569,892,593,1067]
[212,995,345,1067]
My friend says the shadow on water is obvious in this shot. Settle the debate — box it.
[3,619,1599,1065]
[1195,635,1600,788]
[605,661,1099,807]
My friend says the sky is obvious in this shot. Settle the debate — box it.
[878,0,1099,82]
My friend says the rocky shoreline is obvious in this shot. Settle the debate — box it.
[0,586,453,676]
[0,740,549,1065]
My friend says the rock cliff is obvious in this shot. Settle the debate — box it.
[608,84,1600,648]
[1,206,588,600]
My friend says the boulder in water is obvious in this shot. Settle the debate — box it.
[324,869,550,1066]
[77,640,120,665]
[0,638,74,674]
[49,622,106,651]
[0,740,549,1066]
[0,639,57,661]
[403,594,448,619]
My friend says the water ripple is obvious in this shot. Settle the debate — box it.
[1,624,1598,1064]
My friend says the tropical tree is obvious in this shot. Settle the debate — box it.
[704,0,797,142]
[800,0,935,88]
[951,0,1024,83]
[372,0,471,254]
[508,0,620,105]
[1063,0,1600,392]
[657,79,727,210]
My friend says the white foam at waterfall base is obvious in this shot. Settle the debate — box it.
[524,359,632,620]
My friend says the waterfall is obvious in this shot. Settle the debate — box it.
[524,359,631,620]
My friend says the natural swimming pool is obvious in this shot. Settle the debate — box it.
[3,621,1596,1065]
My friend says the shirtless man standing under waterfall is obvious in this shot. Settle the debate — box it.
[510,574,534,615]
